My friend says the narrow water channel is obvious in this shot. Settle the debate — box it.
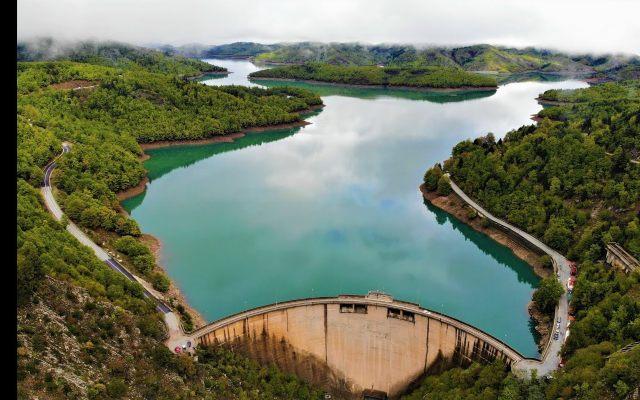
[123,59,587,358]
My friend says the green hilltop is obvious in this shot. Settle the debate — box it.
[166,41,639,79]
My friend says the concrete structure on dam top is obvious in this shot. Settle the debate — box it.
[172,292,527,399]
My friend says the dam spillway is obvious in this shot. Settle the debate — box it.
[180,292,525,398]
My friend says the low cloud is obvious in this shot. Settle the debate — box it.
[17,0,640,55]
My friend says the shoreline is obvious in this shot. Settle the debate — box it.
[420,184,552,352]
[139,234,208,328]
[249,77,497,92]
[117,105,323,202]
[114,105,324,329]
[420,185,550,278]
[137,113,319,151]
[534,97,573,106]
[185,70,230,80]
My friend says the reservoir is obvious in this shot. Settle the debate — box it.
[122,59,587,358]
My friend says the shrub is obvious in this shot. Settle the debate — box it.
[436,175,452,196]
[150,272,170,293]
[105,378,127,398]
[532,276,564,315]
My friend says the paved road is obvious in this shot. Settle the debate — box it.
[445,175,570,377]
[41,145,177,332]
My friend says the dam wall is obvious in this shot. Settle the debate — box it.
[185,293,524,398]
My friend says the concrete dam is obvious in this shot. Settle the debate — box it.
[179,292,525,398]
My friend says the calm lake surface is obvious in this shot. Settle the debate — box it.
[123,59,587,357]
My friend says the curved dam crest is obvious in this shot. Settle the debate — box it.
[174,292,525,398]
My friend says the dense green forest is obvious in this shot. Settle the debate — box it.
[17,38,226,76]
[420,81,640,399]
[161,41,281,59]
[17,45,323,398]
[249,62,497,88]
[426,81,640,261]
[163,41,640,79]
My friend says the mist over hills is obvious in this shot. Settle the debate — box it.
[156,41,640,78]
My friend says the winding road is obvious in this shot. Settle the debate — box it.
[445,175,570,377]
[41,143,183,345]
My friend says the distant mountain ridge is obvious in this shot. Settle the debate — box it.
[160,41,640,79]
[17,38,226,75]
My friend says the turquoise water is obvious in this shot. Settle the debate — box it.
[123,59,587,357]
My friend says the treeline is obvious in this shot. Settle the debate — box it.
[417,80,640,399]
[250,62,497,88]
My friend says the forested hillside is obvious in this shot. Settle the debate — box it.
[253,43,639,77]
[162,41,640,79]
[427,81,640,261]
[17,46,323,399]
[17,38,227,76]
[249,62,497,88]
[418,81,640,399]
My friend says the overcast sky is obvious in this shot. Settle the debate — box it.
[17,0,640,55]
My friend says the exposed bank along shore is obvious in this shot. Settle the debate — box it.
[420,185,553,351]
[249,77,497,92]
[115,105,324,330]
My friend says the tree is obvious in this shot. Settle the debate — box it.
[543,219,572,253]
[436,175,452,196]
[105,378,127,398]
[17,242,44,305]
[423,166,443,191]
[533,276,564,315]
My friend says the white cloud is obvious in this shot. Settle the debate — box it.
[17,0,640,54]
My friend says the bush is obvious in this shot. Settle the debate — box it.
[132,254,155,275]
[150,272,170,293]
[540,255,553,269]
[532,276,564,315]
[436,175,452,196]
[466,208,478,220]
[105,378,127,398]
[114,236,149,257]
[423,166,443,191]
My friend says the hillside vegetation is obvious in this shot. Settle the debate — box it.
[17,45,323,399]
[17,38,227,76]
[171,41,640,78]
[426,81,640,261]
[418,80,640,399]
[249,62,497,88]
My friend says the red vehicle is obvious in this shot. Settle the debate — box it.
[174,346,182,353]
[569,262,577,276]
